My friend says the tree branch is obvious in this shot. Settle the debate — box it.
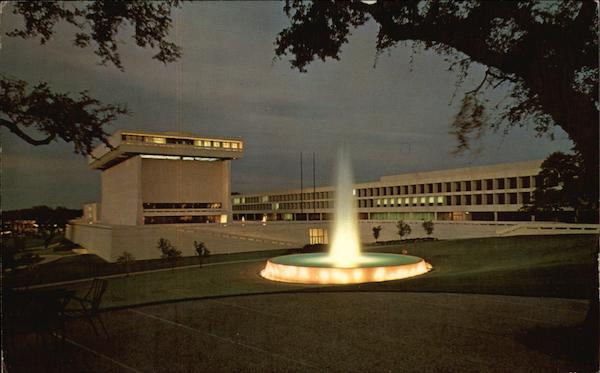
[0,118,56,145]
[465,70,491,95]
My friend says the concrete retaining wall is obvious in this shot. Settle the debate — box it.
[67,221,302,262]
[67,220,599,262]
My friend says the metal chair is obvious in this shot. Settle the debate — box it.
[65,278,109,337]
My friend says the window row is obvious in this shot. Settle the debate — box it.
[122,134,243,150]
[144,215,219,224]
[143,202,222,209]
[233,191,334,205]
[233,201,334,211]
[233,192,532,211]
[233,176,538,206]
[267,191,334,202]
[356,177,535,197]
[232,203,273,211]
[364,192,530,207]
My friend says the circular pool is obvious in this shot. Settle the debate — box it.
[260,252,432,284]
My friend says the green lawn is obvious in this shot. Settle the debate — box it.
[6,248,297,288]
[39,234,597,310]
[4,234,599,373]
[358,234,599,299]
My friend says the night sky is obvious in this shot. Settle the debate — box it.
[1,2,572,210]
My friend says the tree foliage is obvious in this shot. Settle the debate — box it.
[194,241,210,257]
[2,205,82,222]
[396,220,411,239]
[1,77,127,155]
[372,225,382,242]
[422,220,434,236]
[523,151,597,222]
[1,1,181,155]
[116,251,135,276]
[275,1,598,177]
[157,238,182,271]
[2,205,81,248]
[7,1,182,70]
[30,205,75,248]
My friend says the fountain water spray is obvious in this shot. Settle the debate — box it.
[329,147,361,267]
[260,146,432,284]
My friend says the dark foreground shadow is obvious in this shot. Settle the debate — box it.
[516,300,599,372]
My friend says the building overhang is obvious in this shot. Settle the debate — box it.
[88,130,244,170]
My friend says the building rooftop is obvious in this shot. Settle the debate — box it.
[232,159,543,197]
[89,130,244,170]
[377,160,542,184]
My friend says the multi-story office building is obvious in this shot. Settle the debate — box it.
[80,130,244,225]
[68,136,594,262]
[232,160,542,222]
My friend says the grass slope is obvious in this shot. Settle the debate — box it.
[30,234,596,310]
[355,235,599,299]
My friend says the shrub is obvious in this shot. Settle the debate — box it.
[194,241,210,265]
[422,220,434,236]
[372,225,382,242]
[193,241,210,256]
[300,244,327,253]
[116,251,135,276]
[157,238,182,272]
[396,220,411,240]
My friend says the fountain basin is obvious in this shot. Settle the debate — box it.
[261,252,432,284]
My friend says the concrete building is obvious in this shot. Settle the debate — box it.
[88,130,243,225]
[68,130,248,261]
[232,160,543,223]
[68,135,597,262]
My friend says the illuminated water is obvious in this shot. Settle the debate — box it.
[328,147,361,267]
[260,146,432,284]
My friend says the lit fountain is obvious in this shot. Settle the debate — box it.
[260,148,432,284]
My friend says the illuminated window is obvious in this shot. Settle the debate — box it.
[428,196,434,204]
[239,142,244,149]
[147,136,166,144]
[140,154,180,160]
[412,197,418,205]
[223,142,231,148]
[204,140,212,147]
[194,157,218,161]
[231,142,238,149]
[233,198,240,205]
[376,199,381,206]
[404,197,410,205]
[309,228,328,244]
[420,197,426,204]
[273,203,279,210]
[213,141,221,147]
[123,134,144,142]
[437,196,443,204]
[261,195,269,203]
[383,198,388,206]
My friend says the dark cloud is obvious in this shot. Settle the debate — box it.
[2,2,572,210]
